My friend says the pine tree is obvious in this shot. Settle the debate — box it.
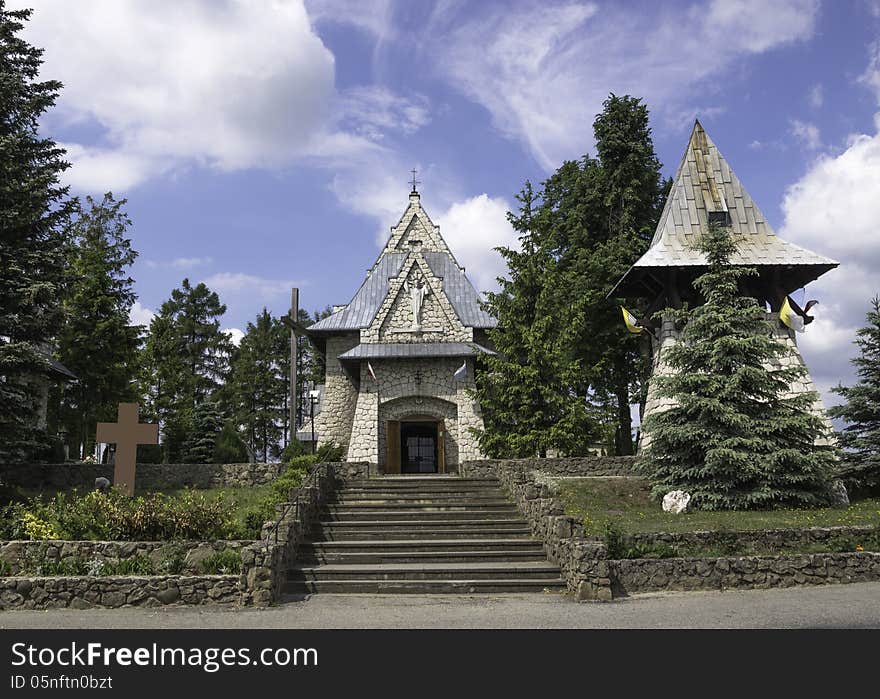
[473,183,595,457]
[230,309,285,462]
[640,223,836,510]
[182,400,223,464]
[141,279,232,462]
[56,194,141,459]
[830,297,880,489]
[0,4,77,462]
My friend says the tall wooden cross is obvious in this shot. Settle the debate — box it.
[96,403,159,496]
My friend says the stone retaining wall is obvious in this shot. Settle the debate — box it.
[627,526,878,552]
[0,462,284,493]
[0,575,240,609]
[0,540,250,576]
[493,462,880,601]
[613,553,880,595]
[463,456,638,479]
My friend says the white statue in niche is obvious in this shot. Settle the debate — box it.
[404,275,431,330]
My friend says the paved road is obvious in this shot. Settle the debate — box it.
[2,582,879,629]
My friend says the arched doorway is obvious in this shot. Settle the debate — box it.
[380,397,458,475]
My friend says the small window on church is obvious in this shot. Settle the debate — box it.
[707,210,731,226]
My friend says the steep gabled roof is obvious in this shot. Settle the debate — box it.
[612,121,838,296]
[308,192,496,333]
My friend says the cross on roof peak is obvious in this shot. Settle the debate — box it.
[410,168,421,193]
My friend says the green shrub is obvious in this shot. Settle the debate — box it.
[158,545,187,574]
[104,555,155,576]
[281,439,306,462]
[316,442,345,462]
[0,559,12,576]
[198,549,241,574]
[213,422,249,463]
[603,521,627,559]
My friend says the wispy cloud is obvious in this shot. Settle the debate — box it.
[790,119,822,150]
[202,272,305,300]
[808,83,823,108]
[424,0,819,168]
[144,257,213,271]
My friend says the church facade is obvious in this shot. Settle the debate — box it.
[306,188,495,473]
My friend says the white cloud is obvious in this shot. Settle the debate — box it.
[12,0,384,192]
[144,257,213,270]
[790,119,822,150]
[202,272,304,300]
[808,83,823,108]
[859,42,880,100]
[340,86,431,142]
[223,327,245,346]
[128,300,155,327]
[426,0,819,168]
[779,115,880,405]
[436,194,518,292]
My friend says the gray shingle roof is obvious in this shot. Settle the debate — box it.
[612,121,838,296]
[309,254,407,332]
[423,252,497,328]
[338,342,496,360]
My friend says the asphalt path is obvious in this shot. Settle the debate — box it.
[2,582,879,629]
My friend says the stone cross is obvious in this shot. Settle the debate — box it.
[96,403,159,496]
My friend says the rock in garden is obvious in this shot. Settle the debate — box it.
[829,480,849,508]
[662,490,691,514]
[94,477,111,493]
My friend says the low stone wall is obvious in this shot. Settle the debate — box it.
[0,462,285,493]
[0,540,250,576]
[463,456,638,479]
[0,575,240,609]
[495,463,614,601]
[627,526,878,552]
[614,553,880,595]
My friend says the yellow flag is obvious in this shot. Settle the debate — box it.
[779,296,805,333]
[621,306,643,334]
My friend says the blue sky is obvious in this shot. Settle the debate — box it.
[12,0,880,406]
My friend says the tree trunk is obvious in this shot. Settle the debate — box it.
[615,384,633,455]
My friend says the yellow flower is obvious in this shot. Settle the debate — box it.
[855,545,864,552]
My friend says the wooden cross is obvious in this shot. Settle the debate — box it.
[96,403,159,496]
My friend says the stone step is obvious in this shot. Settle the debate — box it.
[284,578,566,595]
[289,561,561,582]
[325,501,516,510]
[340,483,502,493]
[347,477,497,484]
[335,494,506,503]
[317,527,535,541]
[330,498,508,507]
[298,549,548,564]
[321,509,520,522]
[305,538,545,552]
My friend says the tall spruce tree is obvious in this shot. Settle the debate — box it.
[829,297,880,488]
[56,194,141,459]
[473,183,594,457]
[0,4,76,461]
[141,279,232,462]
[640,223,836,510]
[231,308,285,462]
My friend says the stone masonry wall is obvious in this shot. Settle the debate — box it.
[0,462,285,493]
[0,575,240,609]
[613,553,880,595]
[462,456,639,479]
[0,540,252,576]
[315,332,360,456]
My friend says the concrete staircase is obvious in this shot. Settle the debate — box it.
[285,476,566,594]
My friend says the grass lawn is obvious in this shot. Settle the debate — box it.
[555,477,880,538]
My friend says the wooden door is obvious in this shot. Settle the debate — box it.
[386,420,401,474]
[437,420,446,474]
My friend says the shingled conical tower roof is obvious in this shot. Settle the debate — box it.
[612,121,838,297]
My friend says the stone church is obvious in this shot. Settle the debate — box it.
[306,186,496,473]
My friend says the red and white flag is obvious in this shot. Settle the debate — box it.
[367,361,378,382]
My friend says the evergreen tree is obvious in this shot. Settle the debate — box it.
[473,183,594,457]
[141,279,232,462]
[830,297,880,489]
[182,400,223,464]
[231,308,285,462]
[640,223,836,510]
[56,193,141,459]
[0,4,76,462]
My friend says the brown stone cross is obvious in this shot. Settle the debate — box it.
[96,403,159,496]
